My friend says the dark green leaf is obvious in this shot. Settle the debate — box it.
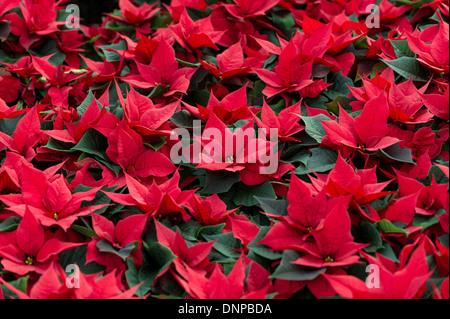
[147,83,170,99]
[125,258,153,298]
[271,250,325,281]
[77,90,94,118]
[196,223,226,240]
[99,41,127,62]
[390,40,415,58]
[232,181,276,207]
[305,147,338,173]
[254,197,289,217]
[375,219,409,235]
[202,232,242,259]
[247,226,282,260]
[58,245,105,274]
[202,170,240,194]
[359,221,384,253]
[382,57,429,82]
[412,215,440,229]
[374,142,414,164]
[69,224,98,238]
[1,276,28,299]
[170,110,195,128]
[71,128,108,159]
[139,242,176,290]
[0,113,25,137]
[0,216,21,232]
[299,114,331,143]
[96,240,138,261]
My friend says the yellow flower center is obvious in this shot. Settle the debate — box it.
[25,256,33,265]
[324,255,334,262]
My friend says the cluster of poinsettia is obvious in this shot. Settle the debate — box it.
[0,0,448,300]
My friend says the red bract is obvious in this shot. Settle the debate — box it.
[3,0,63,50]
[0,164,106,231]
[173,256,271,299]
[0,107,42,160]
[183,84,254,124]
[170,8,223,52]
[407,17,449,74]
[309,154,396,206]
[324,241,433,299]
[155,219,215,271]
[86,213,147,273]
[107,0,160,33]
[123,38,196,96]
[106,121,176,179]
[186,193,238,225]
[254,41,330,98]
[252,99,304,142]
[199,41,252,80]
[320,94,400,157]
[104,172,195,222]
[0,209,84,276]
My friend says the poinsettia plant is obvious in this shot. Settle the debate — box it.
[0,0,448,301]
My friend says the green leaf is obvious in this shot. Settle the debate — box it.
[247,226,282,260]
[271,250,325,281]
[377,243,400,263]
[305,147,338,173]
[69,224,98,238]
[29,39,65,66]
[390,40,415,58]
[139,242,176,291]
[43,137,76,153]
[280,146,310,164]
[232,181,276,207]
[177,219,203,242]
[186,6,213,21]
[125,258,153,298]
[323,71,354,101]
[299,114,331,143]
[203,232,242,259]
[77,90,94,118]
[197,223,226,240]
[412,215,440,229]
[1,276,28,299]
[147,83,170,99]
[145,136,167,151]
[249,80,265,105]
[254,197,289,217]
[374,143,415,164]
[96,240,138,261]
[170,110,195,128]
[0,216,21,232]
[375,219,409,235]
[202,170,240,194]
[358,221,384,253]
[0,113,25,137]
[99,41,127,62]
[71,128,108,159]
[382,57,429,82]
[58,245,105,274]
[324,95,353,114]
[176,58,200,68]
[78,185,117,215]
